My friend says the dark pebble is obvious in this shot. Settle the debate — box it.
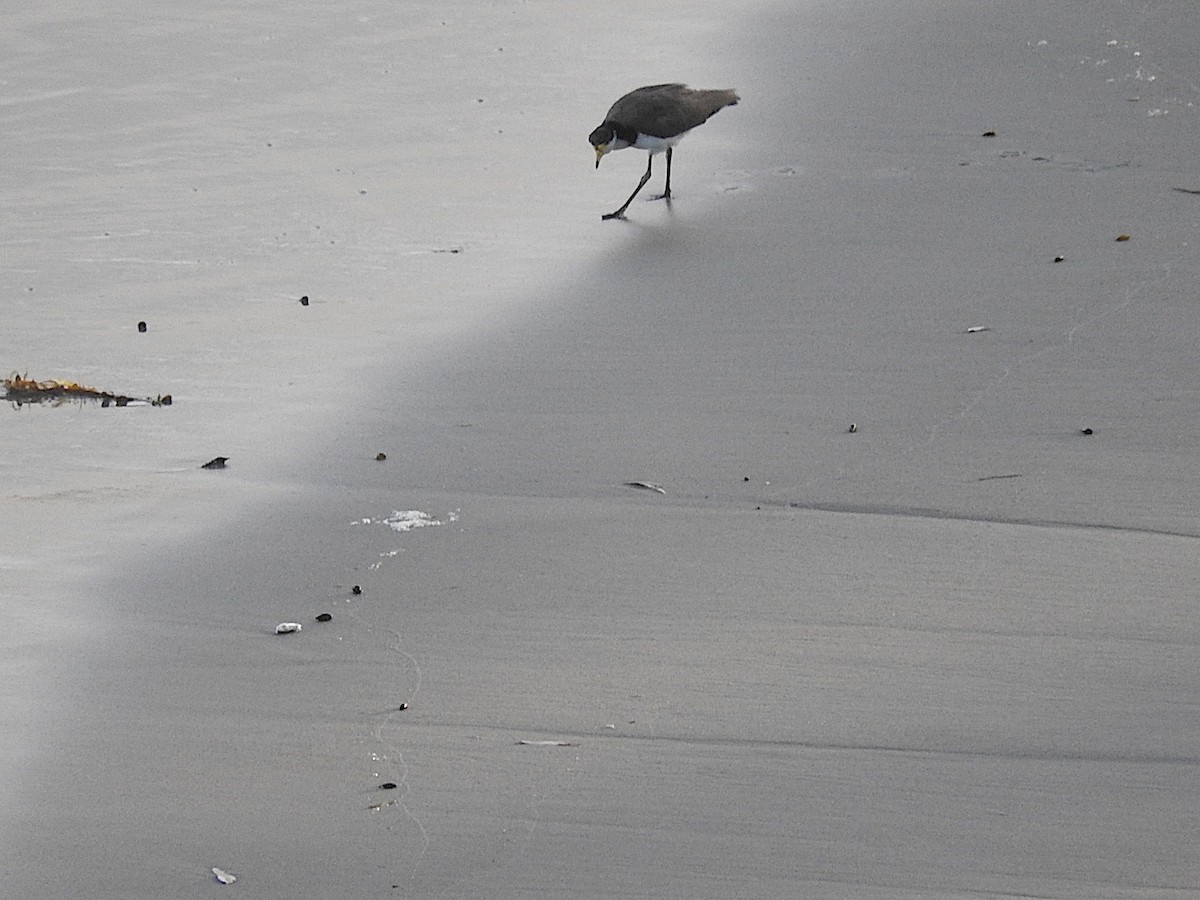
[1053,256,1065,263]
[982,130,996,137]
[299,295,309,306]
[375,452,387,461]
[201,456,229,469]
[1081,428,1094,435]
[137,321,147,332]
[352,585,362,595]
[315,613,332,622]
[397,702,408,711]
[379,782,398,790]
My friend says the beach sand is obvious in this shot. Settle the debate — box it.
[4,0,1200,897]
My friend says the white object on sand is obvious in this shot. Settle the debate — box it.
[274,622,302,634]
[212,867,236,884]
[625,481,666,494]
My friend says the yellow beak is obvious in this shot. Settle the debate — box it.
[594,145,607,169]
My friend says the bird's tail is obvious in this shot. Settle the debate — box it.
[697,88,739,115]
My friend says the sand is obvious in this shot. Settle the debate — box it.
[3,0,1200,897]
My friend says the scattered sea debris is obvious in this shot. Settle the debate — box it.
[1173,187,1200,195]
[5,372,172,408]
[355,510,452,532]
[211,867,237,885]
[397,702,409,711]
[517,740,579,747]
[274,622,302,634]
[625,481,665,494]
[201,456,229,470]
[965,326,990,334]
[1115,233,1130,242]
[368,799,399,811]
[847,423,858,433]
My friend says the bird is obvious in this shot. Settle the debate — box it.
[589,83,739,220]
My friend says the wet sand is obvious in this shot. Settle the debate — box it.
[4,0,1200,897]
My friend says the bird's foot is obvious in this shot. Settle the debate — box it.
[601,210,628,221]
[649,191,672,203]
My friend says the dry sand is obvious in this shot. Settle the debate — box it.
[4,0,1200,897]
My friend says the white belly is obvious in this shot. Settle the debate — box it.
[632,130,690,154]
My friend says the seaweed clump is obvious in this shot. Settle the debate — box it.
[4,372,173,408]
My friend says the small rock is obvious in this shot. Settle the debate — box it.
[1081,428,1094,435]
[982,130,996,137]
[315,613,333,622]
[352,585,362,596]
[848,423,858,433]
[137,321,147,333]
[375,452,387,461]
[212,867,236,885]
[1115,234,1131,242]
[299,295,310,306]
[275,622,302,634]
[379,782,398,790]
[397,702,408,711]
[201,456,229,470]
[1053,255,1065,263]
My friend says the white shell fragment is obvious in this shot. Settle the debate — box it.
[965,325,990,334]
[625,481,666,494]
[517,739,579,747]
[212,867,237,885]
[274,622,302,634]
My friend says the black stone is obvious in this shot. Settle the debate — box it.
[201,456,229,469]
[315,613,332,622]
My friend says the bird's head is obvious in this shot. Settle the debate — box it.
[589,124,615,169]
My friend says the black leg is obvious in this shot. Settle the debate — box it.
[649,147,673,202]
[602,153,654,220]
